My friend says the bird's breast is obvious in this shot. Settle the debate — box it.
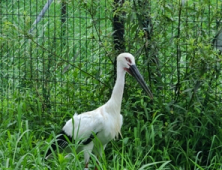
[101,114,123,142]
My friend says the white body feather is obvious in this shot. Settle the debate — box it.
[63,106,123,144]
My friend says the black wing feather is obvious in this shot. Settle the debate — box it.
[81,132,98,145]
[45,130,99,159]
[45,130,72,158]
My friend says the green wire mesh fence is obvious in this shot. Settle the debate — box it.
[1,0,222,128]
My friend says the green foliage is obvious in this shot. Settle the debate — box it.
[1,0,222,169]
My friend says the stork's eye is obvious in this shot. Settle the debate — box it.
[125,57,132,64]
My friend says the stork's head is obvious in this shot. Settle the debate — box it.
[117,53,153,99]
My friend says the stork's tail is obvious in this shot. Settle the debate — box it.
[45,130,72,159]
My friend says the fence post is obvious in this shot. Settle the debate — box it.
[113,0,125,83]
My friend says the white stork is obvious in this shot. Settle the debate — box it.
[45,53,153,169]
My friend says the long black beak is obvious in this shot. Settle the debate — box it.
[129,65,153,99]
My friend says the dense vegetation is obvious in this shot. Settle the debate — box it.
[1,0,222,169]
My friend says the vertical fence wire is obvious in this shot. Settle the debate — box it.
[0,0,222,127]
[0,0,2,121]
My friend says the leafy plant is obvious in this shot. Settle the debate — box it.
[1,0,222,169]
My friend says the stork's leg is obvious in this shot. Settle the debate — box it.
[94,156,99,170]
[83,142,94,170]
[94,144,106,170]
[84,163,89,170]
[84,154,90,170]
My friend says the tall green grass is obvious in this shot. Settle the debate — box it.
[1,0,222,169]
[0,99,172,169]
[1,90,222,169]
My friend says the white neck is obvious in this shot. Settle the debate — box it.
[106,65,126,114]
[111,69,125,102]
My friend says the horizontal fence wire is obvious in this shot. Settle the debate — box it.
[0,0,222,126]
[0,0,114,124]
